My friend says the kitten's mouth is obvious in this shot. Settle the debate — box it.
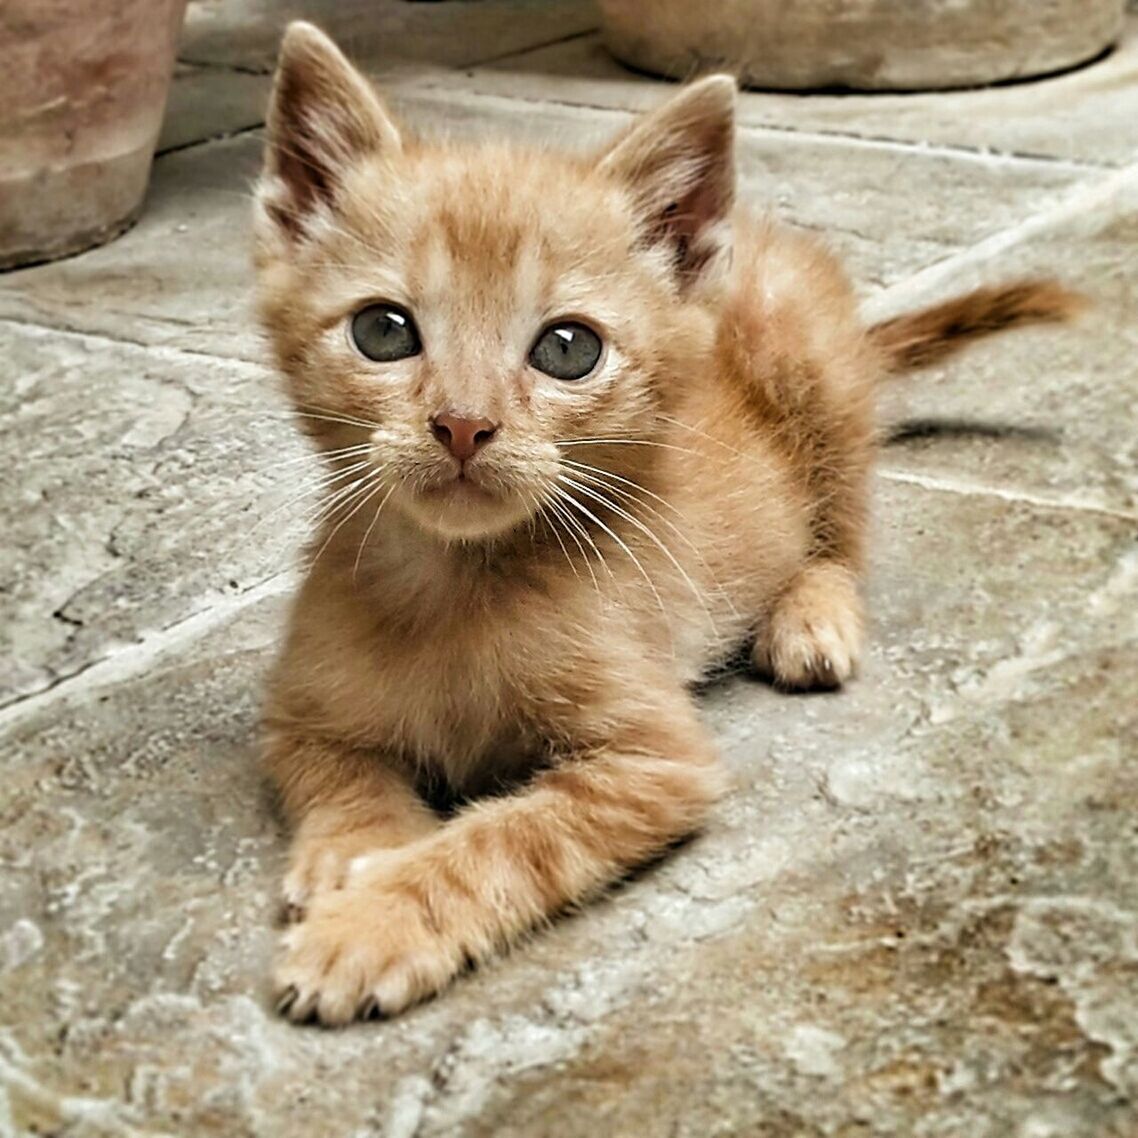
[422,469,496,501]
[401,465,533,541]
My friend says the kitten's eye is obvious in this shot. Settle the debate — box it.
[350,303,421,362]
[528,322,603,381]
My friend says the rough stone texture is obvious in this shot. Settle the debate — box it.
[1,3,1136,1136]
[0,322,300,706]
[597,0,1125,91]
[873,166,1138,520]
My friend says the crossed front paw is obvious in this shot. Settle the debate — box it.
[272,874,465,1026]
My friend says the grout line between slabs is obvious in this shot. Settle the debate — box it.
[736,119,1109,172]
[175,26,600,78]
[863,159,1138,319]
[176,55,272,76]
[878,469,1138,522]
[156,119,265,159]
[403,82,1110,173]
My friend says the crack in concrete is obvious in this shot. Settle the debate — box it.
[155,119,264,159]
[0,572,294,738]
[0,317,267,372]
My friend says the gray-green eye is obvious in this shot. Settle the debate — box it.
[350,303,421,362]
[529,321,603,381]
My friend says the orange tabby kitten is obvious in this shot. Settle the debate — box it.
[254,22,1077,1025]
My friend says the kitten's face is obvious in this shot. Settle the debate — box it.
[262,153,690,541]
[255,25,734,543]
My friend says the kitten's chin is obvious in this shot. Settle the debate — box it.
[399,481,533,542]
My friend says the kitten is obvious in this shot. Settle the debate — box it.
[254,22,1078,1025]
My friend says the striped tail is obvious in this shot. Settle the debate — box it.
[870,279,1084,374]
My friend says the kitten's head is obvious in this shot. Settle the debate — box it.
[255,22,735,543]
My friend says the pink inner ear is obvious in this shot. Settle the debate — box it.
[269,125,336,237]
[601,79,736,283]
[649,164,732,280]
[261,26,401,241]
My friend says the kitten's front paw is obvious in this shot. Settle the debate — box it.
[753,562,863,690]
[280,831,385,921]
[281,814,439,922]
[272,877,463,1025]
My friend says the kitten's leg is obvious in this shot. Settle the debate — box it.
[264,730,440,920]
[752,559,864,689]
[271,698,726,1025]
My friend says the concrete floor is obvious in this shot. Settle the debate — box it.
[2,2,1137,1135]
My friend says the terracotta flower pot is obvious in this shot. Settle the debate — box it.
[597,0,1126,91]
[0,0,188,270]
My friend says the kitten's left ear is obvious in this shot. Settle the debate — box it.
[599,76,736,284]
[257,21,401,242]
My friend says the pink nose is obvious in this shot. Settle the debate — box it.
[430,412,498,462]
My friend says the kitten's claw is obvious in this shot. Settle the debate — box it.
[274,983,300,1016]
[277,897,306,926]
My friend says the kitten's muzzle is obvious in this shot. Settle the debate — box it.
[430,412,498,463]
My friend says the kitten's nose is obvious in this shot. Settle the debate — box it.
[430,412,498,462]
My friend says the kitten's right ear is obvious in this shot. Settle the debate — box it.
[258,21,401,241]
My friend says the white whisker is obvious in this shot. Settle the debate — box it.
[352,482,397,582]
[310,472,386,568]
[555,437,697,457]
[561,458,684,519]
[548,492,611,588]
[553,485,667,623]
[558,474,720,638]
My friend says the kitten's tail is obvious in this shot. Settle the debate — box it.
[869,279,1085,375]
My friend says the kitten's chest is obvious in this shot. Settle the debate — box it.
[328,589,551,789]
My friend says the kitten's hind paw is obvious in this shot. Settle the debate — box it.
[753,562,863,690]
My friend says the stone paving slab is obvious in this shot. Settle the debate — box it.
[178,0,598,73]
[158,64,270,154]
[447,15,1138,168]
[0,93,1086,362]
[3,5,1136,1135]
[0,135,264,361]
[1,479,1134,1137]
[0,321,300,707]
